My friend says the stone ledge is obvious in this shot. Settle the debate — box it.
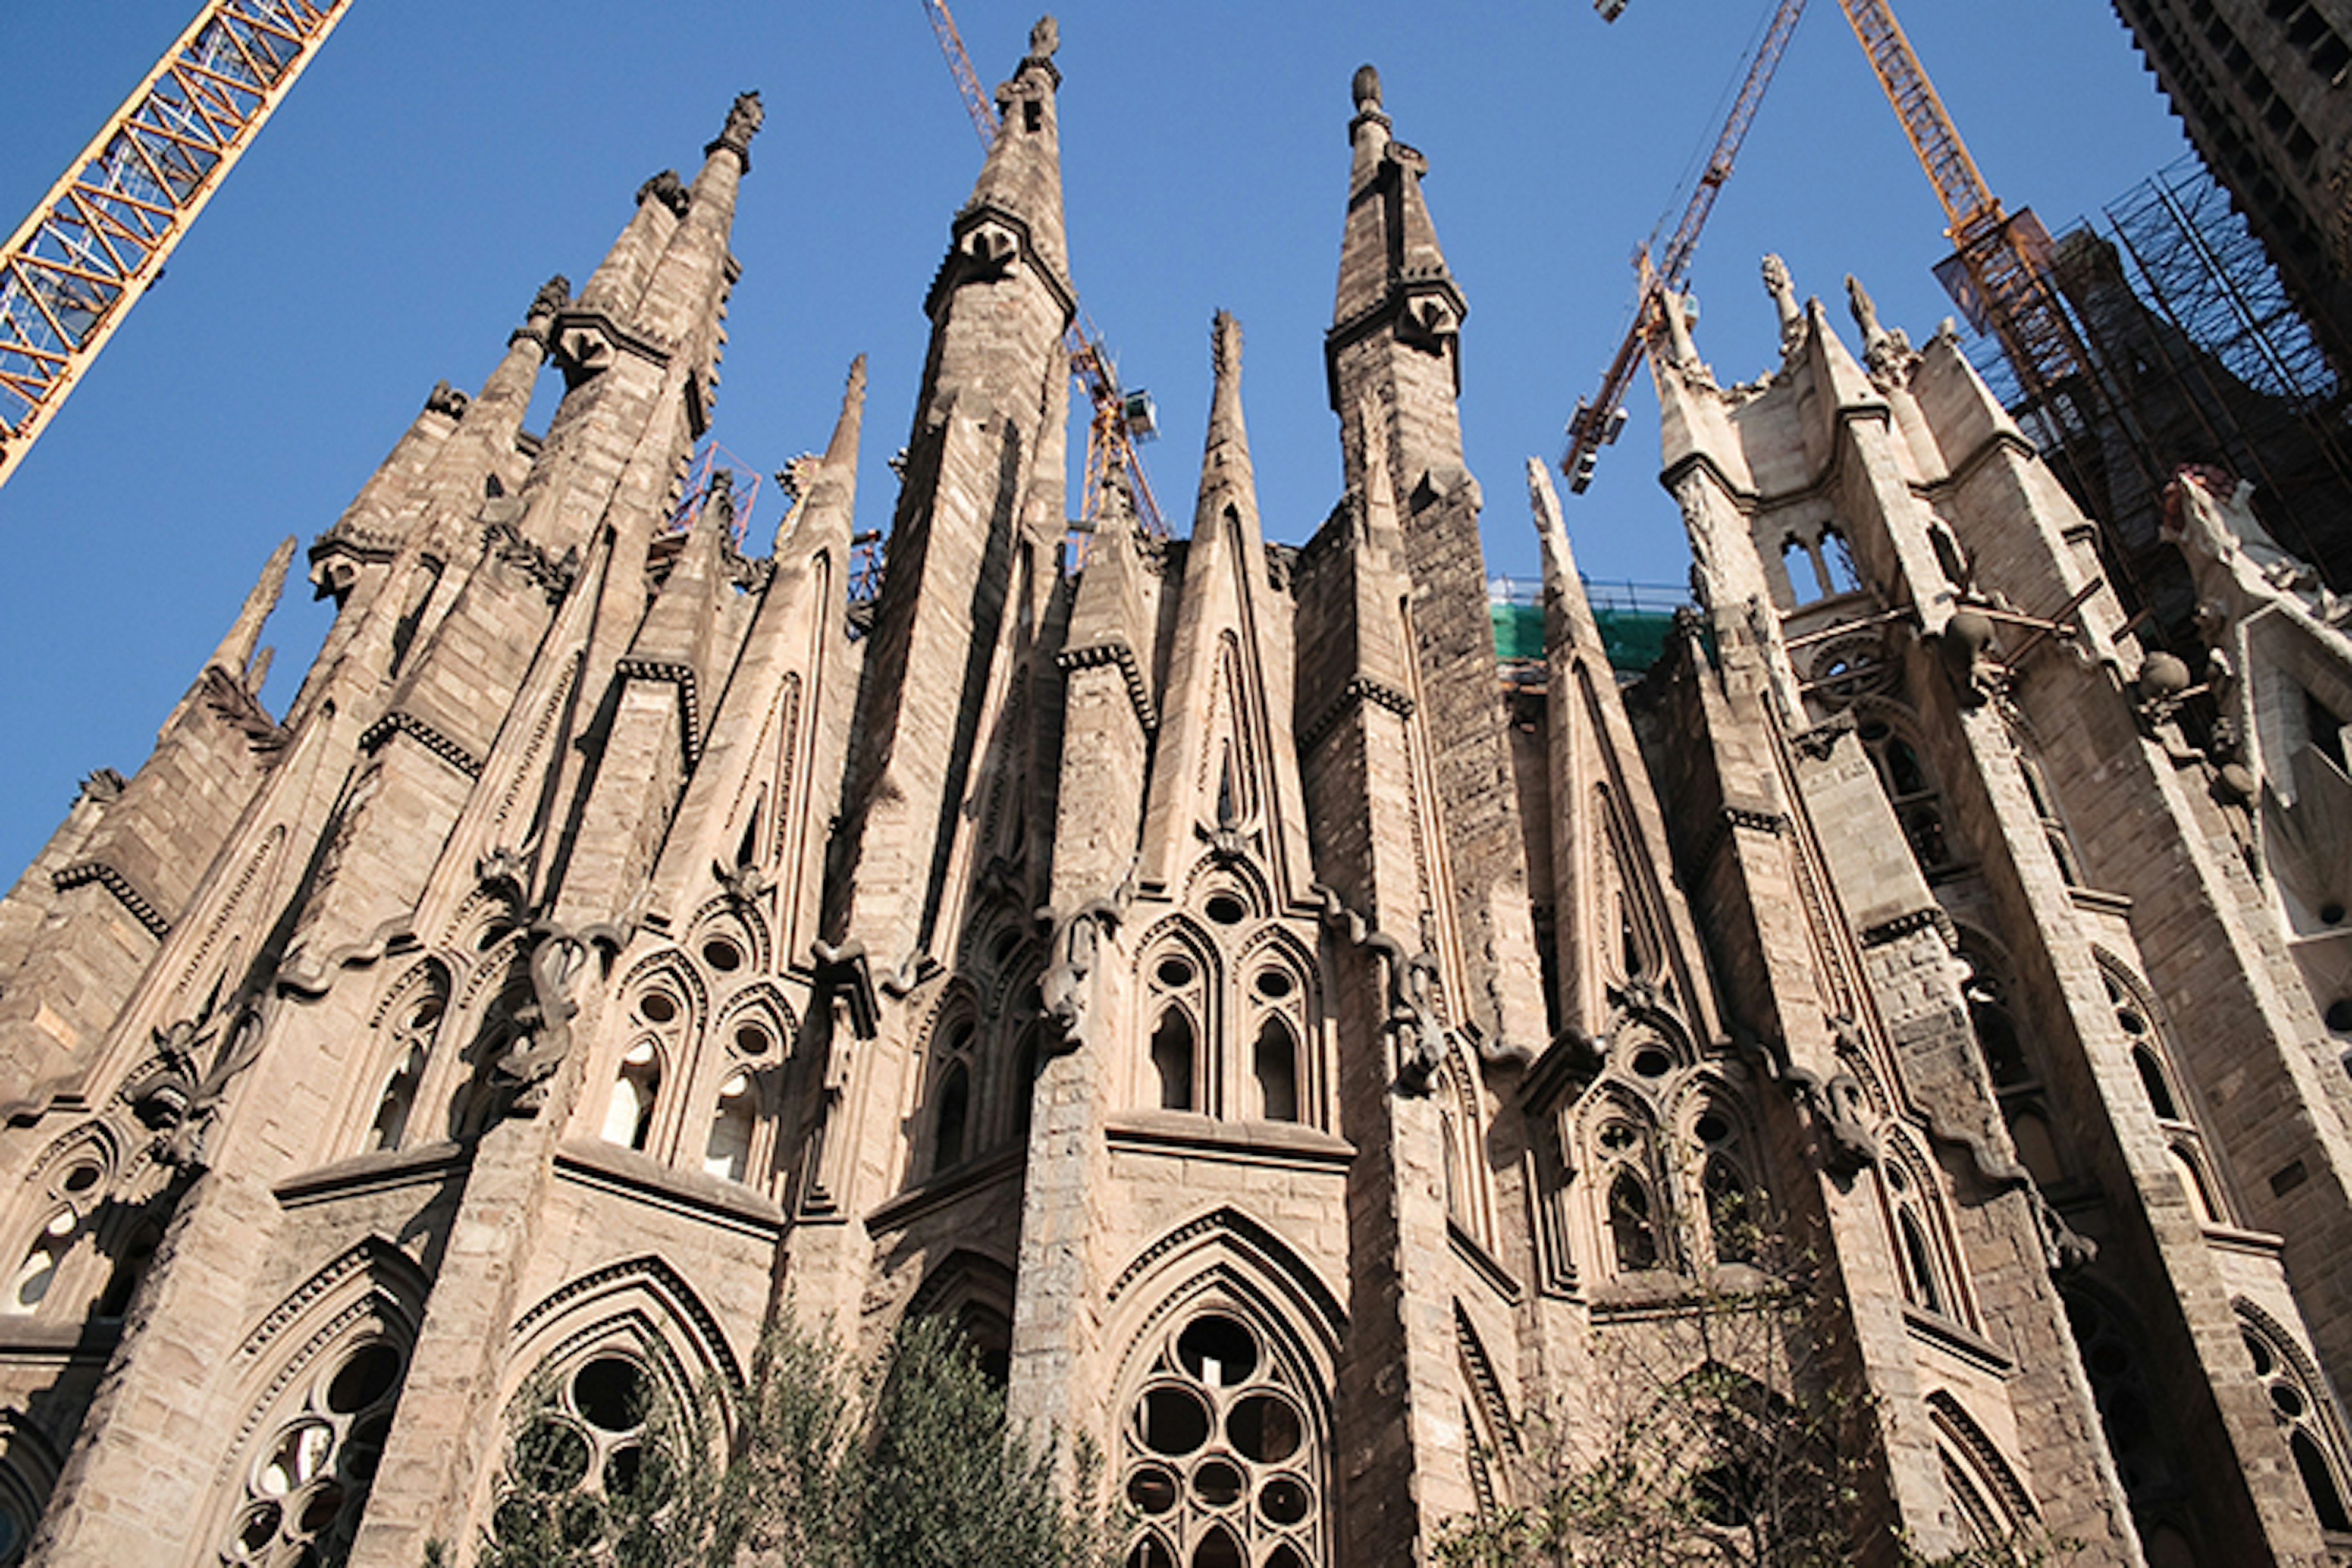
[863,1145,1024,1235]
[1901,1304,2016,1378]
[1105,1111,1357,1172]
[552,1138,785,1240]
[1447,1218,1523,1306]
[2067,885,2136,918]
[2200,1223,2288,1260]
[0,1322,119,1366]
[274,1141,469,1210]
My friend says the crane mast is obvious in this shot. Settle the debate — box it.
[1832,0,2089,412]
[1561,0,1809,492]
[918,0,1167,555]
[0,0,351,491]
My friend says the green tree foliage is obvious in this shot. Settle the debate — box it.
[472,1311,1115,1568]
[1433,1212,2073,1568]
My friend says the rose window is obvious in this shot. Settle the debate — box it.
[223,1340,405,1567]
[1123,1310,1322,1568]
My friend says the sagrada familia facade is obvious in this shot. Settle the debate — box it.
[2,19,2350,1567]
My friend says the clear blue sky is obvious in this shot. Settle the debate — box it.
[0,0,2192,878]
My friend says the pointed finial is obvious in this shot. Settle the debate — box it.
[211,535,296,681]
[1761,254,1803,350]
[1029,15,1060,60]
[516,274,570,348]
[1845,274,1883,344]
[1352,64,1382,113]
[707,91,763,170]
[1212,311,1243,385]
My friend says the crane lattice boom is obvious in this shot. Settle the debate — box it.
[0,0,351,491]
[1562,0,1809,492]
[1832,0,2088,403]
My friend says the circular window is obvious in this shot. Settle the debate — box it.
[637,992,678,1027]
[1204,894,1246,927]
[1227,1394,1302,1463]
[1259,1475,1311,1526]
[260,1422,333,1496]
[514,1419,592,1491]
[1123,1308,1319,1564]
[1254,970,1294,1000]
[1694,1113,1730,1147]
[1177,1317,1258,1387]
[2274,1382,2309,1420]
[296,1483,346,1534]
[1631,1047,1672,1079]
[1155,957,1195,990]
[326,1344,402,1415]
[1127,1465,1178,1514]
[735,1023,772,1055]
[702,938,742,974]
[2320,902,2346,927]
[2326,999,2352,1035]
[1193,1458,1244,1507]
[61,1163,101,1195]
[1599,1123,1638,1153]
[573,1357,646,1434]
[236,1503,280,1554]
[1139,1387,1212,1457]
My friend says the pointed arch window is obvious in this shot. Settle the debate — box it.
[1781,537,1823,606]
[2241,1310,2352,1534]
[2105,965,2228,1226]
[603,1042,662,1153]
[368,986,444,1154]
[7,1211,78,1314]
[1608,1172,1660,1273]
[920,1014,979,1179]
[1119,1303,1325,1566]
[1691,1106,1765,1268]
[1882,1151,1971,1327]
[1151,1012,1196,1113]
[1858,715,1954,872]
[703,1071,756,1183]
[1253,1017,1298,1123]
[933,1063,972,1172]
[1819,526,1863,595]
[223,1338,408,1567]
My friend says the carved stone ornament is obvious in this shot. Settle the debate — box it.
[1037,895,1124,1057]
[635,170,690,219]
[1761,253,1803,352]
[1028,14,1059,60]
[132,1000,271,1174]
[486,919,631,1118]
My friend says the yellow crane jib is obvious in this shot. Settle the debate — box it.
[0,0,351,491]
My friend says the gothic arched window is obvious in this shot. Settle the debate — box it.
[1690,1104,1765,1268]
[1254,1017,1299,1123]
[1151,1013,1196,1113]
[602,1042,663,1153]
[1858,715,1954,872]
[2103,963,2227,1226]
[1120,1304,1325,1567]
[2239,1309,2352,1533]
[222,1338,407,1567]
[368,987,444,1153]
[703,1070,756,1183]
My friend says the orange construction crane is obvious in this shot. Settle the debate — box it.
[1832,1,2089,416]
[918,0,1168,556]
[0,0,351,491]
[1561,0,1809,493]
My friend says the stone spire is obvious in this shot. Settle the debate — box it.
[205,535,295,686]
[780,354,866,557]
[1195,310,1256,526]
[960,18,1069,284]
[1326,62,1468,440]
